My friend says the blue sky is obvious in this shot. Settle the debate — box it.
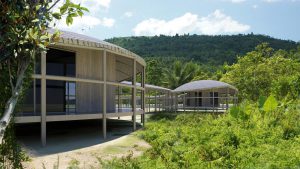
[55,0,300,41]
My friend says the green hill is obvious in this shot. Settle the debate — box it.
[105,34,298,65]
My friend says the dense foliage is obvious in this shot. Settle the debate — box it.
[106,34,298,65]
[102,96,300,168]
[162,61,198,89]
[221,43,300,101]
[100,43,300,168]
[107,34,299,86]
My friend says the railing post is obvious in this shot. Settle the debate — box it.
[183,93,186,112]
[226,87,229,110]
[132,59,136,131]
[212,89,215,113]
[118,86,121,119]
[102,50,107,139]
[41,51,47,146]
[142,65,145,126]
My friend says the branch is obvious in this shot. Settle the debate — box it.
[7,59,15,95]
[47,0,61,12]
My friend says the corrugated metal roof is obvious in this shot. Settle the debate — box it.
[173,80,237,92]
[47,29,146,66]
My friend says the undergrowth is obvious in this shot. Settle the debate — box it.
[101,96,300,168]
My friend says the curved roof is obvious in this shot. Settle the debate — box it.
[173,80,237,93]
[48,29,146,66]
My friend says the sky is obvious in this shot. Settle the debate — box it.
[53,0,300,41]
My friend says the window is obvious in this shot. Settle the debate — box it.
[210,92,218,107]
[46,49,76,113]
[65,82,76,113]
[186,93,190,106]
[198,92,202,107]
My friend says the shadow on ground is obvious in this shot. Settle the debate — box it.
[16,118,142,157]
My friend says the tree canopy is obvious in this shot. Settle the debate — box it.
[106,34,298,65]
[221,43,300,101]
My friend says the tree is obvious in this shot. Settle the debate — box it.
[146,59,164,86]
[163,61,199,89]
[0,0,88,167]
[221,43,300,100]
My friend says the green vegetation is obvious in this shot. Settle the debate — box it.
[100,44,300,168]
[102,97,300,168]
[222,43,300,101]
[162,61,198,89]
[107,34,299,87]
[106,34,298,65]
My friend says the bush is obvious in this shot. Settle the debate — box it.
[101,96,300,168]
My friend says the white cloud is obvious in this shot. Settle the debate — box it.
[263,0,281,2]
[124,11,133,18]
[102,17,115,27]
[133,10,250,36]
[229,0,246,3]
[225,0,299,3]
[55,16,115,31]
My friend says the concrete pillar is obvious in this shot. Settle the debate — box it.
[142,66,145,126]
[132,59,137,131]
[102,50,107,139]
[41,51,46,146]
[118,86,121,119]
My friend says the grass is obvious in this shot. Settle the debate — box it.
[101,99,300,169]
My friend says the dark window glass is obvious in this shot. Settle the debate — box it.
[46,48,75,77]
[198,92,202,107]
[210,92,219,107]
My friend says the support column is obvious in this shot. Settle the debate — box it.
[102,50,107,139]
[132,59,137,131]
[158,93,161,112]
[33,57,36,116]
[142,66,145,126]
[212,89,215,113]
[41,51,46,146]
[155,91,157,112]
[175,93,178,111]
[183,93,186,112]
[118,86,121,119]
[226,87,229,110]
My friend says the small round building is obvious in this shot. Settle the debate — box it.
[173,80,238,111]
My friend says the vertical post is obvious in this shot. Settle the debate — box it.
[142,66,145,126]
[103,50,107,139]
[183,93,186,112]
[41,51,46,146]
[132,59,137,131]
[33,55,36,116]
[155,91,157,112]
[175,93,178,111]
[212,89,215,113]
[158,92,161,112]
[118,86,121,119]
[226,87,229,110]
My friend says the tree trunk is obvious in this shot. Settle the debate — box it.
[0,59,30,143]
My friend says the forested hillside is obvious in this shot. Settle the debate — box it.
[106,34,298,65]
